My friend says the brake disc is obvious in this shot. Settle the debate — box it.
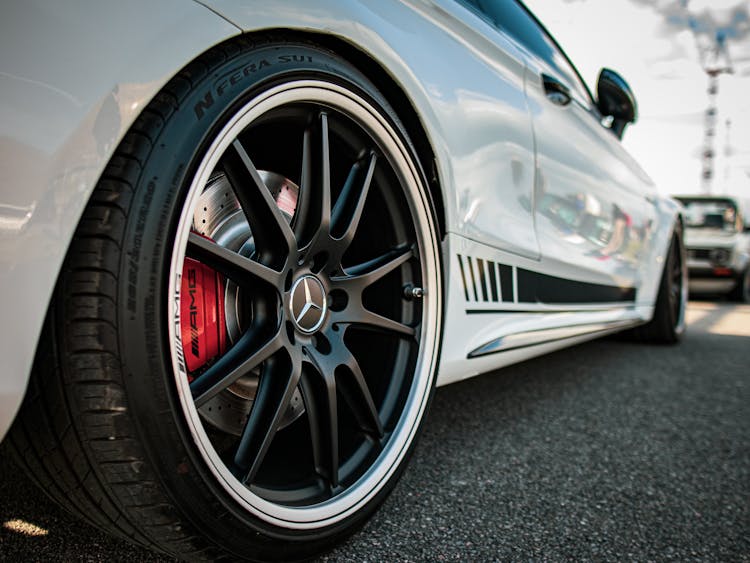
[191,171,305,436]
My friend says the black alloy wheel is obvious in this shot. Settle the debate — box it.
[171,84,441,515]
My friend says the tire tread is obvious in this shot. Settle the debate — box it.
[5,43,226,558]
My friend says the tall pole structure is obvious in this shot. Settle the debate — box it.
[723,118,732,193]
[696,31,733,194]
[701,71,719,193]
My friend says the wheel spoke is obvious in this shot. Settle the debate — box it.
[293,126,313,240]
[330,246,417,337]
[333,246,415,291]
[299,365,339,488]
[343,308,416,337]
[331,152,377,249]
[297,112,332,252]
[337,349,383,438]
[232,355,302,484]
[186,232,281,289]
[190,329,283,408]
[318,112,332,238]
[221,139,296,260]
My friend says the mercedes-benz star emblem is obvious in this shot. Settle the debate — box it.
[289,275,328,334]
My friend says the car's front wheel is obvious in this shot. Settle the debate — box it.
[9,38,442,561]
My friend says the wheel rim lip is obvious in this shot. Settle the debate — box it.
[167,80,441,528]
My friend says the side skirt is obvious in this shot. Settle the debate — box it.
[468,318,640,358]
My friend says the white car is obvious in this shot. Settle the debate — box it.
[674,195,750,302]
[1,0,686,559]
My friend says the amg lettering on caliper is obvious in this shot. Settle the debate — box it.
[188,268,199,358]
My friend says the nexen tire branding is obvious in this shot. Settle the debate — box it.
[195,55,315,119]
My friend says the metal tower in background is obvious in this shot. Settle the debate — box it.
[697,31,734,194]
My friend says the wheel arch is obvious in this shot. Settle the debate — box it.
[0,0,241,442]
[3,25,448,444]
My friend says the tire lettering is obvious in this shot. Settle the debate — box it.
[196,56,313,120]
[278,55,313,63]
[194,91,214,120]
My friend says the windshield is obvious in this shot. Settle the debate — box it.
[677,198,739,233]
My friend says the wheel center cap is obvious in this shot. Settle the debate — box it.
[289,275,328,334]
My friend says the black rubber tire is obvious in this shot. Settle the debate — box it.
[729,268,750,303]
[631,224,687,344]
[7,37,442,561]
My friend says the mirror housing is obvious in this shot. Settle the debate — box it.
[597,68,637,139]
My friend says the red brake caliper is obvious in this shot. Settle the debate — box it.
[180,256,227,379]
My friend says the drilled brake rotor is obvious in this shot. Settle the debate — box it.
[191,171,304,436]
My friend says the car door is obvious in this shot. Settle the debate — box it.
[413,0,542,262]
[463,0,656,302]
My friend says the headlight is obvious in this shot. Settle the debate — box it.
[709,248,731,265]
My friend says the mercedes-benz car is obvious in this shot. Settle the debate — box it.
[674,195,750,302]
[1,0,686,560]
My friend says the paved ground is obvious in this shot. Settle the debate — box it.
[1,301,748,562]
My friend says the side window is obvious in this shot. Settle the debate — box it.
[462,0,592,104]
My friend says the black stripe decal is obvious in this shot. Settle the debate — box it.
[516,268,635,304]
[477,259,489,301]
[457,254,470,301]
[517,267,536,303]
[456,254,636,306]
[499,264,513,303]
[467,256,479,301]
[487,261,499,302]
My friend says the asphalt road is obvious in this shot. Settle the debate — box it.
[1,301,748,562]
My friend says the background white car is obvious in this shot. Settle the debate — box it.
[674,195,750,302]
[1,0,685,559]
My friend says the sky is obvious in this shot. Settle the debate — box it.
[523,0,750,200]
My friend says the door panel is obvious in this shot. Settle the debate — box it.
[454,0,655,294]
[420,0,541,259]
[526,67,655,293]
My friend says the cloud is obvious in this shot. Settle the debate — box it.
[628,1,750,43]
[627,0,750,73]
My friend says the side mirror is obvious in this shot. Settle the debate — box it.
[597,68,637,139]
